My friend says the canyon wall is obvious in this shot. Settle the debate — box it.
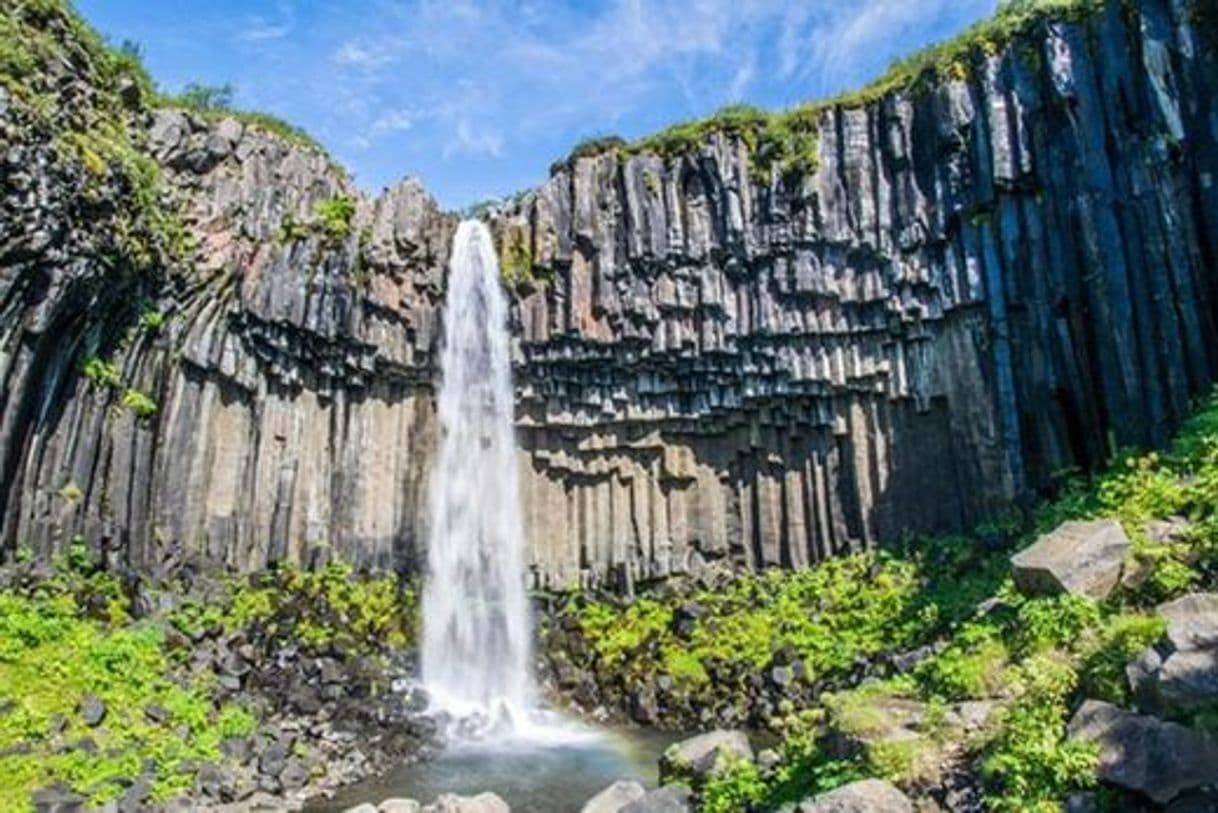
[1,0,1215,589]
[497,0,1218,588]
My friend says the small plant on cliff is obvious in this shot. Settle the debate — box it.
[313,195,356,247]
[119,388,157,418]
[81,357,121,389]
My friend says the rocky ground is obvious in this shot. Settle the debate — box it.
[0,556,440,811]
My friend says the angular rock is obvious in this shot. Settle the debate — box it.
[1159,593,1218,652]
[1010,520,1131,599]
[659,730,753,782]
[1067,700,1218,803]
[1130,593,1218,713]
[581,780,646,813]
[795,779,913,812]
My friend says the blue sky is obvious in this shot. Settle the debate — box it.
[76,0,1000,209]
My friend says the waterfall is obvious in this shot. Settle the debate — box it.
[421,219,533,734]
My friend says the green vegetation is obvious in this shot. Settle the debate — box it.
[564,391,1218,810]
[119,388,157,418]
[81,356,121,389]
[0,542,417,810]
[138,306,166,332]
[166,561,417,656]
[498,222,547,286]
[0,545,254,811]
[1,0,188,274]
[312,195,357,246]
[554,0,1104,184]
[275,195,359,249]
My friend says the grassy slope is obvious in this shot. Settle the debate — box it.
[568,391,1218,811]
[0,555,416,810]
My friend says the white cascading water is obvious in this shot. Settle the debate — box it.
[422,219,532,735]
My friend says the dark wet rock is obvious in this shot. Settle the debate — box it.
[1067,700,1218,804]
[1010,520,1131,599]
[620,785,693,813]
[581,780,647,813]
[795,779,913,812]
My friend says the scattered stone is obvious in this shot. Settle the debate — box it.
[1010,520,1131,599]
[80,694,106,727]
[659,730,753,782]
[421,792,510,813]
[144,703,169,724]
[31,783,86,813]
[581,779,646,813]
[1067,700,1218,803]
[795,778,913,812]
[279,758,310,790]
[258,741,289,778]
[620,785,693,813]
[342,805,378,813]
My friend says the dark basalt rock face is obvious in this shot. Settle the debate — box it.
[2,0,1217,590]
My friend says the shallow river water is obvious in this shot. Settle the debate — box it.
[312,726,679,812]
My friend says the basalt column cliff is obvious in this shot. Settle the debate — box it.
[1,0,1216,589]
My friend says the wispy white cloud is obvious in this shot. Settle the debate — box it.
[234,22,290,43]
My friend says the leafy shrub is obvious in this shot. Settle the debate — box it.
[0,588,255,808]
[81,356,121,388]
[915,625,1009,700]
[1079,612,1165,705]
[313,195,356,246]
[1010,594,1101,657]
[698,758,767,813]
[981,654,1099,811]
[120,388,157,418]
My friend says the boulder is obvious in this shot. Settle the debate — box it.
[619,785,692,813]
[795,779,913,812]
[421,793,510,813]
[1159,593,1218,652]
[1010,520,1130,599]
[658,730,753,782]
[581,780,646,813]
[342,806,378,813]
[1067,700,1218,803]
[1129,593,1218,713]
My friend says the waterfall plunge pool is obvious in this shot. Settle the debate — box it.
[309,726,680,812]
